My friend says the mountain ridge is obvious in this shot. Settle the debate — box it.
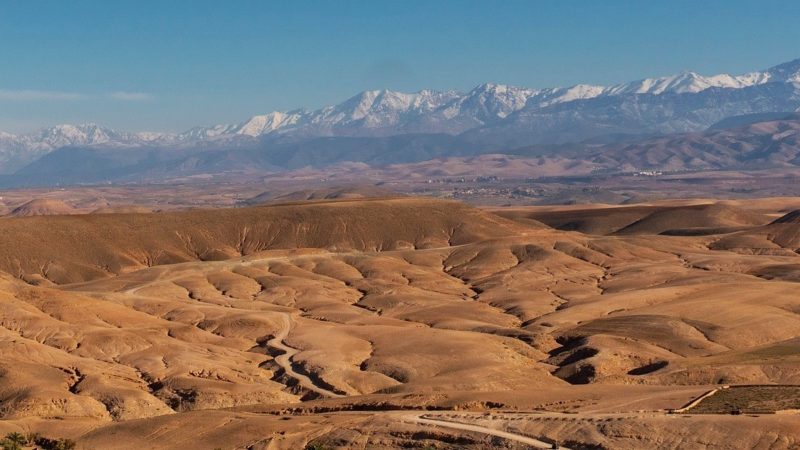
[1,58,799,175]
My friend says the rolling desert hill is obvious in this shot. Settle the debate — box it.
[613,203,770,235]
[495,201,771,236]
[0,197,800,448]
[8,198,77,217]
[772,208,800,224]
[496,204,662,235]
[711,207,800,256]
[0,198,525,284]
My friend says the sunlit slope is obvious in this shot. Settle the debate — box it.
[0,198,528,284]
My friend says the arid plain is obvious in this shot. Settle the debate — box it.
[1,191,800,449]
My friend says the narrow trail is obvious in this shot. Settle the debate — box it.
[267,313,345,399]
[404,413,571,449]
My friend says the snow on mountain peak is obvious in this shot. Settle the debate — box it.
[605,61,800,97]
[237,111,304,136]
[3,56,800,163]
[765,58,800,84]
[33,123,117,147]
[541,84,606,105]
[456,83,537,119]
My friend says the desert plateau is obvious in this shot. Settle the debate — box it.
[0,193,798,448]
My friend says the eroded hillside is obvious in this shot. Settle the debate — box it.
[0,198,799,449]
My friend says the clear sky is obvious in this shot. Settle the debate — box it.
[1,0,799,133]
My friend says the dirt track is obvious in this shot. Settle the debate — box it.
[404,413,571,449]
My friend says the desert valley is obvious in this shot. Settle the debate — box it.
[4,3,800,448]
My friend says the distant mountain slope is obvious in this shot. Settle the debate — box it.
[2,58,800,184]
[8,133,483,185]
[707,112,798,130]
[466,82,800,147]
[572,114,800,171]
[0,124,171,173]
[9,115,800,187]
[197,56,794,143]
[2,58,799,175]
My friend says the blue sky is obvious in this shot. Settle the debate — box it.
[1,0,799,133]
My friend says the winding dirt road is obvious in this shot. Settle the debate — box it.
[118,262,346,399]
[404,414,571,449]
[267,313,345,398]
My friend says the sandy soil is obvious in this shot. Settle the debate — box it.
[0,197,799,448]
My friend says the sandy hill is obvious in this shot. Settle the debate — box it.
[242,185,401,205]
[0,198,528,284]
[613,203,769,235]
[492,202,766,236]
[499,205,659,235]
[712,207,800,254]
[771,209,800,224]
[8,198,77,217]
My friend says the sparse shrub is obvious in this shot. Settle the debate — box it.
[25,433,40,445]
[34,436,57,450]
[562,441,607,450]
[2,433,26,450]
[31,436,77,450]
[305,443,329,450]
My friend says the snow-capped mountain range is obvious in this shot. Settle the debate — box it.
[1,57,799,173]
